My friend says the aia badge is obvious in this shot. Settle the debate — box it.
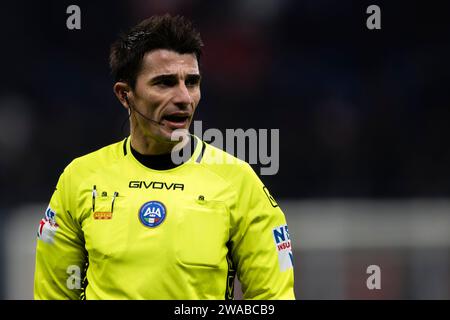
[37,206,59,244]
[139,201,166,228]
[273,224,293,271]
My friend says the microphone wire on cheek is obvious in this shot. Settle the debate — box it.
[125,95,165,127]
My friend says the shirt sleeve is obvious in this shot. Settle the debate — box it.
[230,163,295,300]
[34,164,87,300]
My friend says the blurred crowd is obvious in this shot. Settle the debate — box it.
[1,0,449,205]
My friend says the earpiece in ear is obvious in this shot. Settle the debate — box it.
[123,91,131,110]
[123,91,131,114]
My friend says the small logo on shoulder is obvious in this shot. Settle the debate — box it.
[263,186,278,207]
[139,201,167,228]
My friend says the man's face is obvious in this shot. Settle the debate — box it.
[130,49,201,144]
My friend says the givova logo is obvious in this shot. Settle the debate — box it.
[139,201,167,228]
[272,224,293,271]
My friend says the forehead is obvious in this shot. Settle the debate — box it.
[140,49,199,76]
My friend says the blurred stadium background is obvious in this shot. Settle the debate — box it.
[1,0,450,299]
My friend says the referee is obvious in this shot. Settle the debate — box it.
[34,14,295,300]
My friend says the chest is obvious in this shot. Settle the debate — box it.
[80,178,231,268]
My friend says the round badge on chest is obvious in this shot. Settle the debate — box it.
[138,201,167,228]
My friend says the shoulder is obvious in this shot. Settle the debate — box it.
[63,138,127,179]
[199,139,261,185]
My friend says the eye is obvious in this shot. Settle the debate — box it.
[155,78,177,87]
[185,76,201,87]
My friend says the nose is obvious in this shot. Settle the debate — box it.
[172,82,192,107]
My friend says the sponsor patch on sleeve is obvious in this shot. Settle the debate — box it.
[272,224,293,271]
[37,206,59,244]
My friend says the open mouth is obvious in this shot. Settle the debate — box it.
[161,113,190,129]
[162,114,190,123]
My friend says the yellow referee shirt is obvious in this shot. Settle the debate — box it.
[34,135,295,300]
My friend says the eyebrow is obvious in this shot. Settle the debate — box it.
[149,74,201,84]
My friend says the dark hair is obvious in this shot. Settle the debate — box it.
[110,14,203,88]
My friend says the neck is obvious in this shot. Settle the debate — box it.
[130,136,171,155]
[130,134,196,170]
[129,124,173,155]
[129,113,191,154]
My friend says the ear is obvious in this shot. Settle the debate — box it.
[113,82,131,109]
